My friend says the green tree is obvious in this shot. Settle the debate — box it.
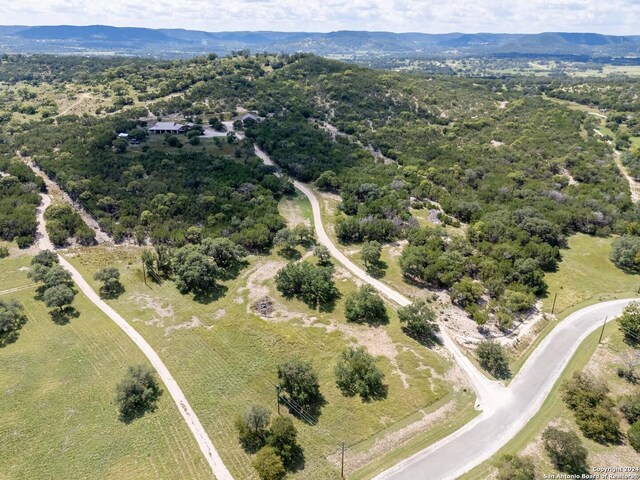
[315,170,340,191]
[172,245,219,295]
[0,299,27,347]
[542,427,588,475]
[274,228,299,256]
[94,266,124,299]
[619,301,640,345]
[335,347,386,400]
[314,245,331,265]
[115,364,162,422]
[450,277,484,308]
[252,446,286,480]
[200,237,246,271]
[496,454,535,480]
[611,235,640,272]
[32,250,58,267]
[361,240,381,270]
[476,341,511,379]
[397,299,439,341]
[277,358,321,410]
[562,372,620,444]
[42,284,75,312]
[267,416,300,469]
[275,262,337,310]
[344,285,388,325]
[235,404,271,452]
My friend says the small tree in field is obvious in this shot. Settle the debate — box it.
[476,341,511,379]
[496,454,535,480]
[42,284,75,312]
[252,446,286,480]
[115,364,162,422]
[314,245,331,266]
[94,267,124,299]
[277,358,321,410]
[335,347,386,401]
[344,285,388,325]
[236,404,271,452]
[542,427,588,474]
[0,299,28,347]
[361,240,381,270]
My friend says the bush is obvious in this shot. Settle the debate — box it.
[476,341,511,379]
[335,347,386,401]
[562,371,620,444]
[252,446,286,480]
[15,236,34,249]
[267,416,301,469]
[344,285,388,325]
[115,365,162,422]
[496,454,535,480]
[542,427,588,475]
[0,299,27,347]
[620,393,640,424]
[277,358,321,410]
[629,421,640,452]
[0,246,8,258]
[619,301,640,345]
[235,404,271,452]
[610,235,640,272]
[275,261,337,310]
[94,266,124,299]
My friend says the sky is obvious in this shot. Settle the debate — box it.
[0,0,639,35]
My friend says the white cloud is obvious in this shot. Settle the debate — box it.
[0,0,638,34]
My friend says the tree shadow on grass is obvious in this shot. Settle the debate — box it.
[192,284,228,305]
[50,306,79,325]
[99,282,125,300]
[118,399,160,424]
[284,444,306,473]
[366,260,388,279]
[217,260,250,282]
[279,394,326,426]
[402,327,443,348]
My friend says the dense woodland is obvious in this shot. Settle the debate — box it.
[1,53,639,326]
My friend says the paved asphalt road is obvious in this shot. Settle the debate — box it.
[374,299,634,480]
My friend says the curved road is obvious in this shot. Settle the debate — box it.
[35,193,232,480]
[254,146,638,480]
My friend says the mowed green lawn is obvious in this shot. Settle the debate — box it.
[64,245,474,479]
[0,255,211,480]
[542,234,639,316]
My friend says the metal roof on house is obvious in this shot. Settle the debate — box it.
[149,122,185,131]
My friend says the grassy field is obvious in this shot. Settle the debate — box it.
[460,320,640,479]
[63,241,474,479]
[0,255,212,480]
[542,233,639,316]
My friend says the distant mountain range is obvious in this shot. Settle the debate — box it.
[1,25,639,59]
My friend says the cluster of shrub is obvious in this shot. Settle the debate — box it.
[0,158,44,248]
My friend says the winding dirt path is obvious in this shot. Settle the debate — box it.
[35,193,231,480]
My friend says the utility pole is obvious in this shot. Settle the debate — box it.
[142,260,147,285]
[340,441,345,479]
[551,293,558,315]
[598,316,608,344]
[276,386,280,415]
